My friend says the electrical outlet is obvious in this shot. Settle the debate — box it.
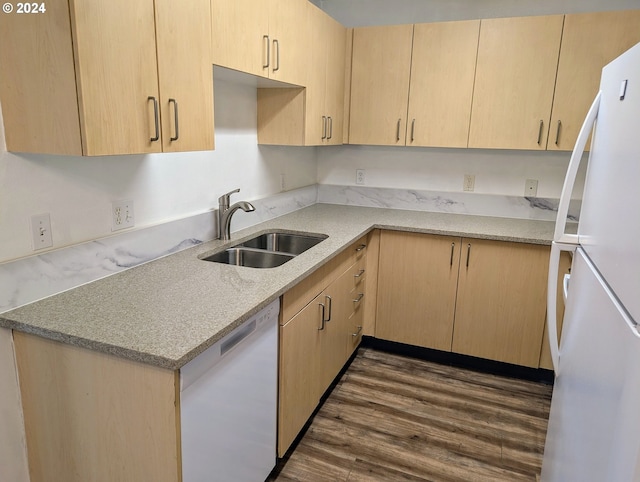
[356,169,365,185]
[31,213,53,250]
[463,174,475,192]
[525,179,538,197]
[280,173,286,191]
[112,200,135,231]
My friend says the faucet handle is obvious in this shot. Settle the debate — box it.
[218,188,240,207]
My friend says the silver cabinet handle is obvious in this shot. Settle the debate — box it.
[263,35,270,68]
[318,302,326,331]
[396,118,401,142]
[353,293,364,303]
[537,120,544,145]
[352,326,363,337]
[169,98,179,141]
[450,242,455,266]
[148,96,160,142]
[410,119,415,142]
[354,269,365,278]
[466,243,471,268]
[328,116,333,140]
[555,120,562,146]
[273,39,280,72]
[325,295,332,322]
[355,244,366,252]
[322,116,327,140]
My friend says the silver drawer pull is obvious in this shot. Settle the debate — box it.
[354,269,365,278]
[353,293,364,303]
[352,326,363,337]
[355,244,366,252]
[318,303,326,331]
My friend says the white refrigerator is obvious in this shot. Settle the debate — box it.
[541,42,640,480]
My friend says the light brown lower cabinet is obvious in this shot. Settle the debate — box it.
[375,231,550,368]
[451,238,550,368]
[278,238,367,456]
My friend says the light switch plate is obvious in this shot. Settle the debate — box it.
[31,213,53,250]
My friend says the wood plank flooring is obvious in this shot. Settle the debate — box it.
[268,347,553,481]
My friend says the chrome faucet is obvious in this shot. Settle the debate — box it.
[217,188,255,241]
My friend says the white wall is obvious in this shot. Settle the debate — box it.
[0,78,317,263]
[314,0,636,198]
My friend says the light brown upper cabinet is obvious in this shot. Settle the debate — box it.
[451,238,550,368]
[468,15,564,150]
[548,10,640,151]
[349,24,414,146]
[0,0,213,156]
[296,4,346,145]
[256,5,345,146]
[211,0,309,86]
[407,20,480,148]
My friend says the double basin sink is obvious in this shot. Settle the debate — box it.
[201,231,328,268]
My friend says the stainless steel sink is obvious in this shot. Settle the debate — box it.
[238,232,328,255]
[202,247,295,268]
[201,231,328,268]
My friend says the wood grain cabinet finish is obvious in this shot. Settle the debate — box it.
[548,10,640,151]
[211,0,309,86]
[375,232,550,368]
[278,238,367,456]
[452,238,550,368]
[376,231,461,351]
[406,20,480,148]
[468,15,564,150]
[257,4,345,146]
[348,24,414,146]
[14,332,180,482]
[0,0,213,155]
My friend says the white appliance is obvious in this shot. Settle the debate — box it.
[541,42,640,481]
[180,299,279,482]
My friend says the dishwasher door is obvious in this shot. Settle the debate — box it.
[180,299,279,482]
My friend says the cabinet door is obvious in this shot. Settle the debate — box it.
[324,15,347,146]
[155,0,214,152]
[407,20,480,148]
[268,0,310,85]
[70,0,162,155]
[452,238,549,367]
[468,15,563,150]
[376,231,461,352]
[278,295,324,457]
[349,24,414,146]
[548,10,640,151]
[210,0,269,78]
[304,5,330,145]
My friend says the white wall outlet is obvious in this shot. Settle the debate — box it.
[463,174,475,192]
[31,213,53,250]
[356,169,365,185]
[112,200,135,231]
[525,179,538,197]
[280,173,286,191]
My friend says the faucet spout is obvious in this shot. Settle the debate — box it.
[217,189,255,241]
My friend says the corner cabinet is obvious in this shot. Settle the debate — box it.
[467,15,564,150]
[256,4,346,146]
[278,238,367,456]
[0,0,214,156]
[375,232,550,368]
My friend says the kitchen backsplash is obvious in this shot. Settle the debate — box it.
[318,184,581,222]
[1,183,577,313]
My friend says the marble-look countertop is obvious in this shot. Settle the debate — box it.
[0,204,560,370]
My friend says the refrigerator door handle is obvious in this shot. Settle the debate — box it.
[547,241,576,373]
[554,91,601,244]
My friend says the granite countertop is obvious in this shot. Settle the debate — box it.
[0,204,559,370]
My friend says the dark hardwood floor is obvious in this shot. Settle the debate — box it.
[269,347,552,481]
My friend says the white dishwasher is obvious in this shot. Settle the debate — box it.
[180,299,279,482]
